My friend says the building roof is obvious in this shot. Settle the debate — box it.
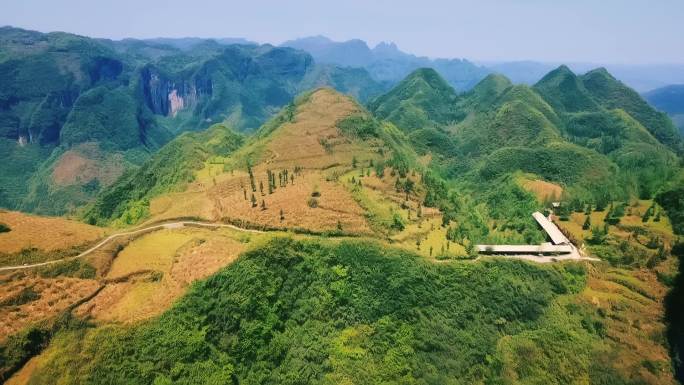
[532,211,570,245]
[477,243,573,254]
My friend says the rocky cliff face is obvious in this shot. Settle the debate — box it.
[139,65,212,117]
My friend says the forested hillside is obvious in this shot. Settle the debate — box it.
[370,66,682,203]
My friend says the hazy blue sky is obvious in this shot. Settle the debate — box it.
[1,0,682,64]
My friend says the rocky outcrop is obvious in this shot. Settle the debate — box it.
[139,65,211,117]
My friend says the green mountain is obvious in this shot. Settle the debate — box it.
[368,68,462,130]
[0,27,385,215]
[580,68,683,154]
[373,65,681,202]
[644,84,684,115]
[644,84,684,135]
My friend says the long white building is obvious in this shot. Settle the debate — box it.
[476,211,573,256]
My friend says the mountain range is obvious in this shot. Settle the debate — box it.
[281,35,490,91]
[282,36,684,93]
[1,26,684,385]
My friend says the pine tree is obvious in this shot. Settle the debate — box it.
[337,220,343,231]
[417,205,422,218]
[290,174,295,185]
[352,156,358,168]
[251,193,257,208]
[248,163,256,192]
[267,170,274,193]
[259,181,264,195]
[582,215,591,230]
[280,209,284,221]
[261,199,266,210]
[243,188,247,200]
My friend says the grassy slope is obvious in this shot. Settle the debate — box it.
[83,124,243,226]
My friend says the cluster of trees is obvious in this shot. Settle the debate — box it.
[242,164,300,213]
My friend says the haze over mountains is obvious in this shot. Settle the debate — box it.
[644,84,684,134]
[281,35,684,92]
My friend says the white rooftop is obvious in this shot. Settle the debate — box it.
[532,211,570,245]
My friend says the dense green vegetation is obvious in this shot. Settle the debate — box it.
[666,242,684,383]
[0,312,88,382]
[656,187,684,235]
[369,68,463,130]
[580,68,683,154]
[372,66,681,208]
[24,237,640,385]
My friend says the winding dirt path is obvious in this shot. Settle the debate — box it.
[0,221,264,272]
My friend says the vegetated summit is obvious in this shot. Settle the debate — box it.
[0,27,684,385]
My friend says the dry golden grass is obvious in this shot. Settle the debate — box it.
[77,227,249,323]
[557,200,675,249]
[257,89,376,169]
[106,229,196,279]
[519,177,563,202]
[576,265,676,385]
[0,273,100,341]
[215,171,371,234]
[0,211,106,254]
[5,354,42,385]
[393,217,467,258]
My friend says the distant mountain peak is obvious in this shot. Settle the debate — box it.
[537,65,577,83]
[373,41,400,53]
[474,73,513,91]
[369,68,460,130]
[582,67,616,82]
